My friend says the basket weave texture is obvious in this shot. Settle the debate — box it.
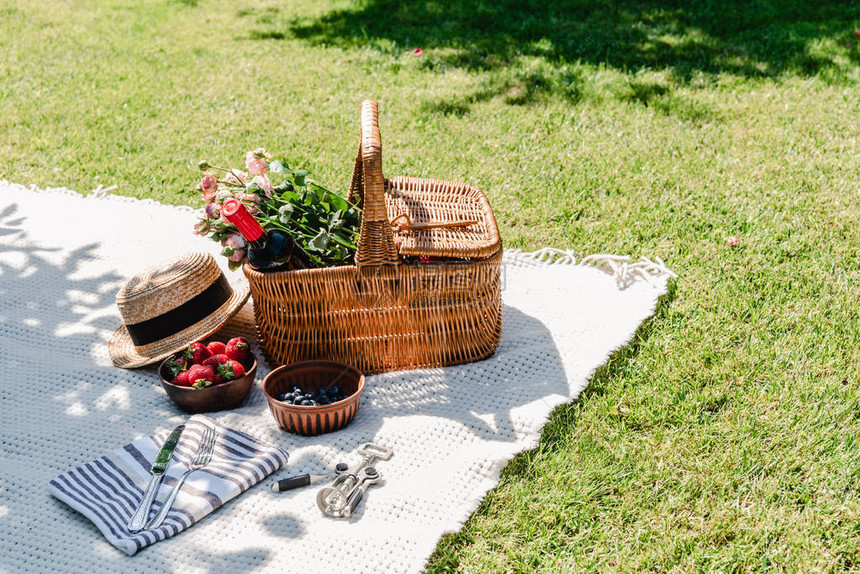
[244,100,503,374]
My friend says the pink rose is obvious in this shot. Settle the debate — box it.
[223,233,246,250]
[224,170,247,186]
[202,190,216,203]
[251,175,274,196]
[205,202,221,219]
[215,189,234,204]
[245,148,271,175]
[228,249,246,262]
[199,174,218,194]
[246,156,268,175]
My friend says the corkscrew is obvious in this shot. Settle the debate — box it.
[272,442,393,518]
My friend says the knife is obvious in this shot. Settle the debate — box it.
[127,424,185,531]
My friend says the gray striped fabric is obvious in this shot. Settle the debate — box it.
[48,415,289,555]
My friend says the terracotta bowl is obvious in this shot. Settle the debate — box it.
[159,353,256,414]
[262,361,365,436]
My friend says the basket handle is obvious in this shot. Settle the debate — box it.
[351,100,401,268]
[390,213,479,231]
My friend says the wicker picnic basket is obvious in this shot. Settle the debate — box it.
[243,100,502,374]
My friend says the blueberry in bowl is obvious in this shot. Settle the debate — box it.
[262,361,365,436]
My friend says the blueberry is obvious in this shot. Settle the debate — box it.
[318,396,331,405]
[329,385,340,396]
[278,393,287,401]
[292,398,304,405]
[317,387,328,396]
[292,386,302,394]
[283,393,295,402]
[300,400,313,406]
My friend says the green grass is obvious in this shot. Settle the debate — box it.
[4,0,860,570]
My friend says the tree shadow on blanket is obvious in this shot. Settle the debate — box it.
[0,203,160,447]
[0,204,280,572]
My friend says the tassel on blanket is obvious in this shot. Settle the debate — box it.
[507,247,676,290]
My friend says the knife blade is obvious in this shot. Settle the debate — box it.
[127,424,185,531]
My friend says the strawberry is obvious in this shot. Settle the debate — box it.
[184,342,212,365]
[202,354,230,369]
[206,341,226,355]
[173,370,191,387]
[164,356,189,378]
[187,364,216,389]
[217,359,245,381]
[225,337,249,361]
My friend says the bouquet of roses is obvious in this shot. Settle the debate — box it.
[193,148,361,271]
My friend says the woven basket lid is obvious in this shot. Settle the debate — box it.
[108,252,250,369]
[383,176,501,259]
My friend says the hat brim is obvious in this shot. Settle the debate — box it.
[108,277,251,369]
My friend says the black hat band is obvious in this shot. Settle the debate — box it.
[125,274,233,346]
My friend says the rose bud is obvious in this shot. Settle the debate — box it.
[199,173,218,194]
[193,218,211,235]
[205,202,221,219]
[222,232,246,250]
[228,248,246,262]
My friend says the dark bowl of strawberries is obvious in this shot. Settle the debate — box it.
[159,337,256,414]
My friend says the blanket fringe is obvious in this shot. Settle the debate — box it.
[507,247,676,289]
[0,180,197,212]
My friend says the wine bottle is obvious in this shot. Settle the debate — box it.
[221,199,311,271]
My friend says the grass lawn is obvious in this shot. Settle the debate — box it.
[3,0,860,570]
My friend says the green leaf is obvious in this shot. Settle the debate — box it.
[221,246,235,257]
[227,259,243,272]
[307,230,331,252]
[274,180,294,193]
[328,194,348,212]
[328,210,344,231]
[278,204,295,224]
[278,190,300,203]
[269,160,290,174]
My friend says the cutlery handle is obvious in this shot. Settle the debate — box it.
[146,469,193,529]
[272,474,311,492]
[128,473,163,531]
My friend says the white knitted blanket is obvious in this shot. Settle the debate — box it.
[0,182,673,573]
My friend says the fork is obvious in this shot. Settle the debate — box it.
[146,425,217,529]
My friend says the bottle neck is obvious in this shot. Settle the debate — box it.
[222,199,266,247]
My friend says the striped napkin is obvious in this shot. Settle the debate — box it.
[48,415,289,555]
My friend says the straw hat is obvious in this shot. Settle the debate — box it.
[109,252,250,369]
